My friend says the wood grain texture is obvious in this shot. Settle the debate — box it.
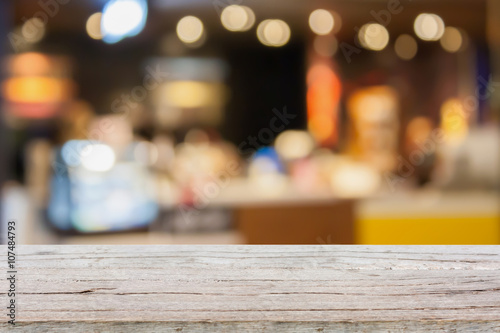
[2,245,500,332]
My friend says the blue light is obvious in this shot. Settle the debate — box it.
[101,0,147,44]
[252,147,285,173]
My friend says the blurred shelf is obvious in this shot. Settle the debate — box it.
[60,231,246,245]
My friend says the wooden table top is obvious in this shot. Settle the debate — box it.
[4,245,500,331]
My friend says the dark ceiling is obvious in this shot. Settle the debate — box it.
[12,0,488,43]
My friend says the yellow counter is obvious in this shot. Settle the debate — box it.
[355,191,500,244]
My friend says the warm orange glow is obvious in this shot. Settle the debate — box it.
[2,77,74,103]
[162,81,221,108]
[306,63,341,146]
[347,86,399,171]
[440,98,468,145]
[7,53,52,76]
[406,116,433,143]
[308,113,334,142]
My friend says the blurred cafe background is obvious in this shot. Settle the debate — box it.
[0,0,499,245]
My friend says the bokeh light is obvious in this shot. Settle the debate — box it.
[249,148,287,197]
[176,16,204,44]
[440,98,468,145]
[394,34,418,60]
[440,27,463,52]
[309,9,334,35]
[257,19,291,47]
[221,5,255,32]
[358,23,389,51]
[101,0,148,43]
[414,13,445,41]
[86,12,103,40]
[7,52,52,76]
[406,117,433,144]
[306,64,342,146]
[330,160,381,198]
[2,77,73,104]
[81,144,116,172]
[275,130,315,160]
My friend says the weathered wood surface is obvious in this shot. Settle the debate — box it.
[2,245,500,332]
